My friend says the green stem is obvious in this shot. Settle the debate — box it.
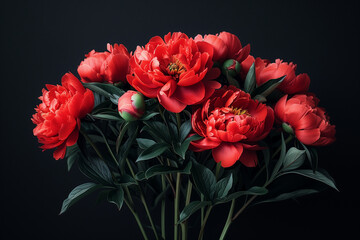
[174,173,181,240]
[215,162,221,181]
[176,113,182,130]
[126,158,159,240]
[79,128,104,160]
[161,175,166,240]
[231,195,257,221]
[200,194,204,226]
[219,200,236,240]
[181,179,192,240]
[272,134,294,159]
[198,206,213,240]
[123,196,149,240]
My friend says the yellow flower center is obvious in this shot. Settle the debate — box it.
[167,59,186,78]
[231,107,250,116]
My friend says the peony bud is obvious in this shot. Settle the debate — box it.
[118,91,145,121]
[282,122,294,135]
[222,59,241,77]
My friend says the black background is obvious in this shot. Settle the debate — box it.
[1,0,359,239]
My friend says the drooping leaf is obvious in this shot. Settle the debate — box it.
[277,169,339,191]
[107,188,124,210]
[136,143,169,162]
[244,62,256,94]
[144,161,192,179]
[83,82,125,100]
[255,189,319,205]
[282,147,306,171]
[78,154,114,185]
[178,201,211,223]
[215,186,268,204]
[60,183,100,214]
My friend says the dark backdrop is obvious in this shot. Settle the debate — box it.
[1,0,359,239]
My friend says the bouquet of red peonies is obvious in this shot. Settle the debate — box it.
[32,32,337,240]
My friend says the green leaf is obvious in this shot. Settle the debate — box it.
[244,62,256,94]
[178,201,211,223]
[213,174,233,199]
[255,189,319,205]
[60,183,100,214]
[277,169,339,191]
[107,188,124,210]
[144,161,192,179]
[116,174,137,186]
[174,134,203,159]
[252,75,285,98]
[191,160,216,200]
[77,155,113,185]
[271,132,286,180]
[179,120,192,142]
[216,186,268,204]
[136,138,156,149]
[135,171,146,181]
[143,121,171,143]
[116,122,129,154]
[136,143,169,162]
[91,112,122,121]
[65,144,82,171]
[141,112,159,121]
[225,71,240,88]
[282,147,306,171]
[83,82,125,100]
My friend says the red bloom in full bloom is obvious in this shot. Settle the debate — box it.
[194,31,250,63]
[241,56,310,95]
[190,86,274,167]
[275,94,335,146]
[32,73,94,160]
[78,44,130,84]
[127,32,221,113]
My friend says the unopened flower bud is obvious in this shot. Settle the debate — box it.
[282,122,294,135]
[118,91,145,121]
[222,59,241,77]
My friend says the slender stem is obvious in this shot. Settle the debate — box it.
[272,134,294,159]
[79,128,104,160]
[215,162,221,181]
[181,179,192,240]
[231,195,257,221]
[123,197,149,240]
[174,173,181,240]
[161,175,166,240]
[126,158,160,240]
[198,206,213,240]
[219,200,236,240]
[200,194,204,226]
[176,113,182,130]
[91,123,119,166]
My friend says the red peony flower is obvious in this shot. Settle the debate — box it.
[32,73,94,160]
[274,94,335,146]
[241,57,310,95]
[78,43,130,84]
[194,31,250,63]
[127,32,221,113]
[190,86,274,167]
